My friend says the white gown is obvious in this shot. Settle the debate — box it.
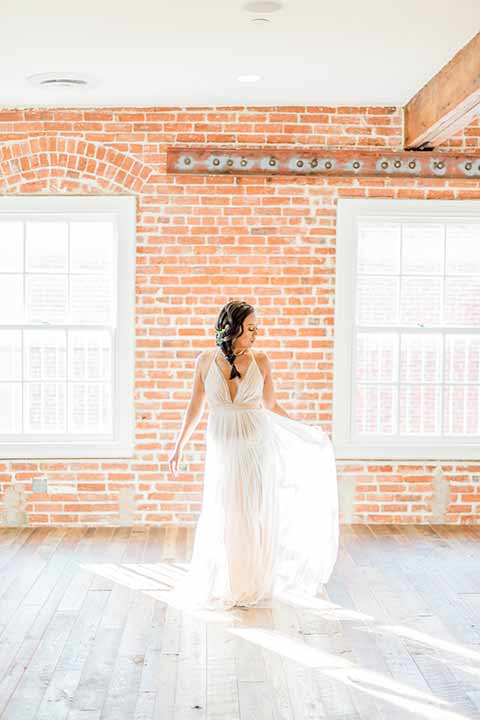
[172,348,339,611]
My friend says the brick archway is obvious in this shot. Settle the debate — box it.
[0,136,153,193]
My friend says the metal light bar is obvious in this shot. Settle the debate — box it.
[167,147,480,180]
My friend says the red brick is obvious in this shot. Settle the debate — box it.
[0,107,477,527]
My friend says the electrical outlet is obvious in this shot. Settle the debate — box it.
[32,477,48,493]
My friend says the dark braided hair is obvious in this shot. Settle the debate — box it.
[214,300,255,380]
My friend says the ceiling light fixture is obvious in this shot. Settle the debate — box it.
[237,74,262,83]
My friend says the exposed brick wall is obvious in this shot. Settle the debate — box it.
[0,106,479,527]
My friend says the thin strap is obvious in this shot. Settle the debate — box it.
[204,349,218,384]
[250,348,262,379]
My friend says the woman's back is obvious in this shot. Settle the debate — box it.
[203,348,264,410]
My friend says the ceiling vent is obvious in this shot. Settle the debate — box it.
[243,1,283,12]
[27,72,94,89]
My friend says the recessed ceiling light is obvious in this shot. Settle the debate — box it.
[251,17,271,23]
[243,1,283,13]
[27,72,95,89]
[237,74,262,83]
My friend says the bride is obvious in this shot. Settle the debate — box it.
[168,300,339,610]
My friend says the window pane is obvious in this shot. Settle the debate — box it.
[400,276,442,325]
[357,276,399,325]
[0,197,132,453]
[355,333,398,382]
[402,224,444,274]
[444,385,480,436]
[25,222,68,272]
[68,382,112,433]
[24,330,67,380]
[400,334,443,383]
[70,222,114,273]
[354,384,396,434]
[0,383,22,432]
[0,275,24,323]
[26,275,68,324]
[24,382,66,433]
[446,224,480,275]
[399,385,441,435]
[0,330,22,380]
[0,222,23,272]
[349,209,480,452]
[445,335,480,383]
[68,330,111,380]
[445,278,480,327]
[70,275,114,325]
[357,223,400,274]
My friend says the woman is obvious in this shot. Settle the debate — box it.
[168,300,339,610]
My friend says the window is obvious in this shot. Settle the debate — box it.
[0,196,136,458]
[334,198,480,460]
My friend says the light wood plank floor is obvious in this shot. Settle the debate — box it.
[0,524,479,720]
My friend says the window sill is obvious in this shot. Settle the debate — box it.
[0,443,135,459]
[333,440,480,461]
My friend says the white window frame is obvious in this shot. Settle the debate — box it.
[0,196,136,459]
[334,197,480,460]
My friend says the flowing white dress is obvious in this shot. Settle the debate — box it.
[172,348,339,611]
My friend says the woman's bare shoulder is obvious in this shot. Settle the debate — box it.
[198,348,215,359]
[253,349,267,360]
[252,349,269,373]
[196,348,216,371]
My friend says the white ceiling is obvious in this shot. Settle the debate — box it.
[1,0,479,108]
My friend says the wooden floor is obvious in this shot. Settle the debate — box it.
[0,525,480,720]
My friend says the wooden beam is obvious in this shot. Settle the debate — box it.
[167,147,480,180]
[404,32,480,149]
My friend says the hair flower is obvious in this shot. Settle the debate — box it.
[214,323,230,346]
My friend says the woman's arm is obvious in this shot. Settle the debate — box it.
[168,353,207,476]
[259,352,292,419]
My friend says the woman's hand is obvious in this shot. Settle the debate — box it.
[168,352,207,478]
[168,446,182,477]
